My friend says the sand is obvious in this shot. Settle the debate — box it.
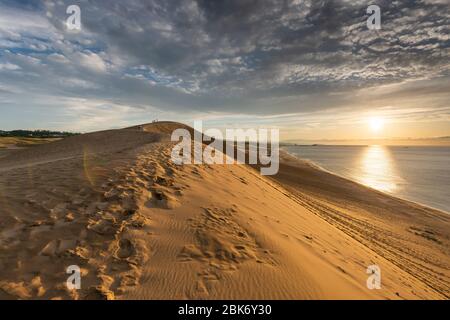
[0,122,448,300]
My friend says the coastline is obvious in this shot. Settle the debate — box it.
[280,146,450,215]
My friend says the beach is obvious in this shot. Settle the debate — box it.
[0,122,448,299]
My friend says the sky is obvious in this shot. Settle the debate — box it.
[0,0,449,141]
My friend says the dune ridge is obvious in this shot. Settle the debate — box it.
[0,122,448,299]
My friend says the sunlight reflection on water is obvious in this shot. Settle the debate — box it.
[358,145,400,193]
[285,144,450,212]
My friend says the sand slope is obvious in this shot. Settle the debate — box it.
[269,152,450,298]
[0,122,448,299]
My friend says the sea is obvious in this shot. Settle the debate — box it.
[284,145,450,213]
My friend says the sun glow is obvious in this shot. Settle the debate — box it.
[368,117,385,133]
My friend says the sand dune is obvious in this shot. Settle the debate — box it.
[0,122,448,299]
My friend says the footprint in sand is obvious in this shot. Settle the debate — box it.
[116,239,135,259]
[146,189,180,209]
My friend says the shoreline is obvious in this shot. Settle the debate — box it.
[280,147,450,215]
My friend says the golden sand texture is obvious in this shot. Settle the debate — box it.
[0,122,448,299]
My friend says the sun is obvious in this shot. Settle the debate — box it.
[369,117,384,132]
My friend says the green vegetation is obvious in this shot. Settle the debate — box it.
[0,130,79,149]
[0,130,79,138]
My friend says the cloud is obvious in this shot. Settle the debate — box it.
[0,0,448,132]
[0,62,20,71]
[74,51,108,73]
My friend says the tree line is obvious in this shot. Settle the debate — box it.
[0,130,79,138]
